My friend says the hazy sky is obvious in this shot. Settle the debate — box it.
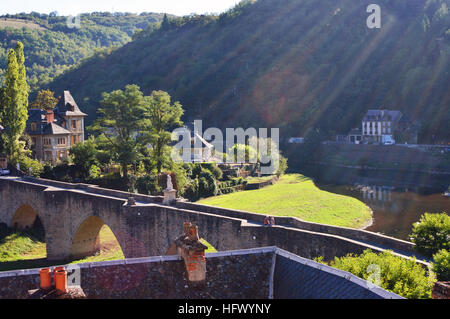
[0,0,243,16]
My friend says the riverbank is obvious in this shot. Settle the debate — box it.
[198,174,372,229]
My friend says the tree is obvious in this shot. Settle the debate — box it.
[161,14,170,31]
[31,90,58,110]
[89,84,147,179]
[69,137,98,179]
[410,212,449,258]
[1,42,29,164]
[144,90,183,174]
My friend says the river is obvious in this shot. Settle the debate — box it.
[298,165,450,240]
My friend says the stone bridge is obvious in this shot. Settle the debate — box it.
[0,176,426,263]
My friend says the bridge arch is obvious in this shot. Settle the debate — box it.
[10,204,43,231]
[70,216,124,259]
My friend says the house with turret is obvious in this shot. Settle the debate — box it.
[27,91,86,163]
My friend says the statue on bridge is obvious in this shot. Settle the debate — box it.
[166,174,174,191]
[163,173,177,205]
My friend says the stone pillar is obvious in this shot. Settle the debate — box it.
[163,189,177,205]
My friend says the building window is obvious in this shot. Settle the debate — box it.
[31,122,37,131]
[43,138,52,146]
[44,151,52,161]
[57,137,66,145]
[72,120,78,129]
[71,135,81,145]
[56,150,66,159]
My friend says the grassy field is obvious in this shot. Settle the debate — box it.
[0,225,124,272]
[0,224,217,272]
[198,174,372,229]
[0,18,46,30]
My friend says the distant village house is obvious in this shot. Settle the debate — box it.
[345,109,417,145]
[27,91,86,163]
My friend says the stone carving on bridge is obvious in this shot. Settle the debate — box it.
[166,174,173,191]
[163,173,177,205]
[166,222,208,287]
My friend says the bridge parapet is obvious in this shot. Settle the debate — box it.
[0,176,427,265]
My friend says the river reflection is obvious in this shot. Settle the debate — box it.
[298,164,450,240]
[317,183,449,240]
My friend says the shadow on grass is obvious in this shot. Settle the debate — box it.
[0,221,70,272]
[0,220,45,243]
[0,258,61,272]
[293,175,312,183]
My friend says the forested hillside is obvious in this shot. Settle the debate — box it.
[46,0,450,142]
[0,12,166,90]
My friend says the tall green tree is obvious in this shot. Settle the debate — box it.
[144,90,183,174]
[161,14,170,31]
[89,84,147,179]
[15,41,29,110]
[69,137,98,179]
[1,42,29,164]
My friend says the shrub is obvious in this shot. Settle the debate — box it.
[328,249,435,299]
[136,175,160,195]
[198,169,217,199]
[18,156,43,177]
[90,172,128,191]
[52,163,72,182]
[171,164,189,196]
[410,212,449,258]
[277,154,288,177]
[211,165,223,180]
[184,178,199,202]
[88,164,102,179]
[432,249,450,282]
[69,138,98,178]
[40,163,55,179]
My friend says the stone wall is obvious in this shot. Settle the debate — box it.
[22,176,164,203]
[0,247,403,299]
[245,176,278,190]
[0,177,422,266]
[175,201,416,255]
[0,249,273,299]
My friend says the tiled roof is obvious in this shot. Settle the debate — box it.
[42,122,71,135]
[363,110,403,122]
[26,91,85,136]
[273,249,403,299]
[56,91,87,116]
